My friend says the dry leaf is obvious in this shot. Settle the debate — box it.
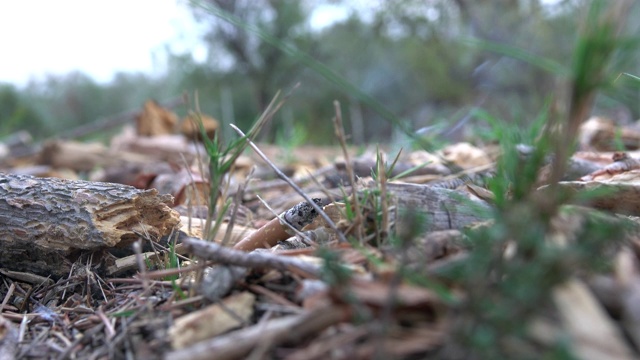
[136,100,178,136]
[438,142,492,169]
[169,291,255,349]
[553,279,635,360]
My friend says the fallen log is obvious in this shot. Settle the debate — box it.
[0,173,180,277]
[38,140,149,172]
[361,180,493,231]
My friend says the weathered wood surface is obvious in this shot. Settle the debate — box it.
[361,180,493,232]
[0,173,180,276]
[38,140,149,172]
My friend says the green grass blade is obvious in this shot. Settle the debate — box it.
[461,37,569,76]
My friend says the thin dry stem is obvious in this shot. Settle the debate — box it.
[183,236,322,277]
[255,194,313,243]
[96,309,115,340]
[229,124,348,243]
[165,305,348,360]
[547,1,631,211]
[305,168,341,210]
[132,240,150,292]
[204,90,288,239]
[333,100,364,243]
[181,152,200,236]
[221,168,252,247]
[377,149,390,244]
[1,283,15,310]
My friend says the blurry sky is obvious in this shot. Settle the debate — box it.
[0,0,207,86]
[0,0,350,87]
[0,1,570,87]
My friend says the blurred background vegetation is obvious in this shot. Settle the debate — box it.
[1,0,638,145]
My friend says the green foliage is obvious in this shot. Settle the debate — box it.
[0,3,633,358]
[430,110,626,358]
[196,91,286,240]
[9,71,175,140]
[571,1,621,100]
[462,37,568,77]
[446,204,626,359]
[430,3,636,356]
[274,120,308,163]
[0,84,46,138]
[4,1,638,145]
[198,115,250,240]
[622,72,640,85]
[403,37,474,103]
[190,0,423,145]
[318,247,353,288]
[171,279,187,301]
[164,242,179,282]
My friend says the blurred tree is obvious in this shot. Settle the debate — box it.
[7,0,635,145]
[0,84,47,138]
[24,72,107,132]
[591,2,640,121]
[164,52,258,143]
[21,71,173,140]
[191,0,312,140]
[451,0,576,115]
[182,0,604,144]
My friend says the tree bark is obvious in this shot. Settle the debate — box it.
[0,173,180,277]
[361,180,493,232]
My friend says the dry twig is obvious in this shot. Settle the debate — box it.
[230,124,348,243]
[183,236,322,277]
[164,305,349,360]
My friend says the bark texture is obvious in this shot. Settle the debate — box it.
[0,173,180,276]
[362,180,493,232]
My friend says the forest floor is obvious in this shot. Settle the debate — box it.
[2,107,640,359]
